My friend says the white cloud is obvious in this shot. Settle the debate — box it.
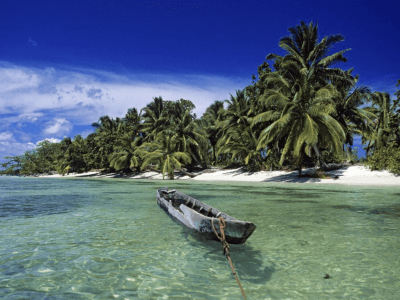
[0,138,62,164]
[0,61,250,159]
[0,113,43,130]
[36,138,62,145]
[0,66,40,95]
[0,132,14,141]
[0,141,36,161]
[43,118,73,136]
[0,62,249,122]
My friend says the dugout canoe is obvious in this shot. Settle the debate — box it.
[157,188,256,244]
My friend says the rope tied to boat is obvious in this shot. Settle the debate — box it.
[212,216,248,300]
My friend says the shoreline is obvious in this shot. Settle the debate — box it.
[27,165,400,186]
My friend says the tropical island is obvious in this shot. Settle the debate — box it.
[1,21,400,184]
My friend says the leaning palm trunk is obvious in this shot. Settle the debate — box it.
[313,144,328,171]
[298,149,304,177]
[212,146,216,165]
[187,148,203,169]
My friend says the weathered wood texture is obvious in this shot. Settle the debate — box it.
[156,188,257,244]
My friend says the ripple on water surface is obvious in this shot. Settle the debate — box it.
[0,177,399,299]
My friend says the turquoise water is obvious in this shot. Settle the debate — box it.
[0,176,399,299]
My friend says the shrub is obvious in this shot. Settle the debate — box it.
[321,149,347,164]
[263,149,281,170]
[364,143,400,175]
[348,147,359,164]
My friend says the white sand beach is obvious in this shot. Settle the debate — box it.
[37,165,400,186]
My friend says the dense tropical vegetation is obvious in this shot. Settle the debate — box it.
[2,21,400,177]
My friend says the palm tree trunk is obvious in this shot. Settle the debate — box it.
[188,148,201,167]
[366,141,371,157]
[313,144,327,171]
[298,151,304,177]
[212,145,216,165]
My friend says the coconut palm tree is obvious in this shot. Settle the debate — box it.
[141,96,170,141]
[217,125,263,171]
[253,61,345,176]
[363,92,399,154]
[251,21,357,174]
[218,89,252,132]
[56,135,89,175]
[202,100,225,164]
[172,107,208,168]
[91,116,128,169]
[109,135,144,172]
[266,20,353,89]
[333,73,375,150]
[122,107,142,136]
[141,130,191,179]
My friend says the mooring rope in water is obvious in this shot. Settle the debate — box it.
[212,216,248,300]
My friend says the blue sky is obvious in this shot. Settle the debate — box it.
[1,0,399,162]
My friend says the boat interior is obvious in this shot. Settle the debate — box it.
[159,189,222,219]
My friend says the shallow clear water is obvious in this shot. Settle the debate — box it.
[0,176,399,299]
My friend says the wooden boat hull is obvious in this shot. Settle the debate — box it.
[157,188,256,244]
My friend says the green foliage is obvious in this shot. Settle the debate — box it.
[201,100,225,165]
[6,22,399,177]
[56,135,89,175]
[263,149,281,170]
[364,143,400,175]
[1,156,23,175]
[320,149,347,164]
[251,21,353,175]
[83,133,104,170]
[363,91,400,155]
[217,126,263,172]
[1,141,61,175]
[348,147,359,164]
[141,131,192,179]
[109,135,144,172]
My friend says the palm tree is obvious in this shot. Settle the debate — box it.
[251,21,356,174]
[141,130,191,179]
[172,106,208,168]
[91,116,124,169]
[217,126,263,171]
[109,135,144,172]
[254,61,346,176]
[123,107,141,136]
[56,135,89,175]
[333,73,375,152]
[363,92,399,154]
[218,89,252,132]
[266,21,353,89]
[202,100,225,164]
[141,96,170,141]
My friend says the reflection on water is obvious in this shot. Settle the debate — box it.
[0,176,399,299]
